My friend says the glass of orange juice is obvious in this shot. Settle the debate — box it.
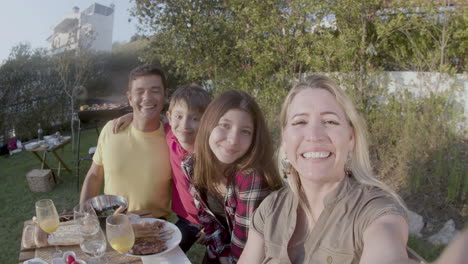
[35,199,61,257]
[106,214,135,253]
[36,199,59,232]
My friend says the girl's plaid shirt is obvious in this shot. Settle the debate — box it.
[182,154,272,263]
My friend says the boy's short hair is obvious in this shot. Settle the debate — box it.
[168,84,211,114]
[128,65,167,91]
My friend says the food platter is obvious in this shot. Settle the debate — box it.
[126,218,182,257]
[85,194,128,220]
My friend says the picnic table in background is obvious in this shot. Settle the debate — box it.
[23,136,72,182]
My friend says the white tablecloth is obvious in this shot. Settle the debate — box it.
[140,246,191,264]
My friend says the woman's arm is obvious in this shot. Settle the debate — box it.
[360,214,409,264]
[432,228,468,264]
[238,229,265,264]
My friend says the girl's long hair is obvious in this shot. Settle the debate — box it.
[194,90,283,194]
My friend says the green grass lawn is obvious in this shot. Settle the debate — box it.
[0,129,204,263]
[408,236,445,262]
[0,129,445,263]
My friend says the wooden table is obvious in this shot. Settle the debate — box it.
[24,137,72,181]
[19,211,191,264]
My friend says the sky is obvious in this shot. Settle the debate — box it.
[0,0,138,63]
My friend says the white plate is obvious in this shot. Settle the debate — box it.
[23,259,47,264]
[125,218,182,257]
[24,142,39,150]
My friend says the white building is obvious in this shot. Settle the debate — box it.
[47,3,114,54]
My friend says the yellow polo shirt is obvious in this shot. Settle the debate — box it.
[93,121,172,219]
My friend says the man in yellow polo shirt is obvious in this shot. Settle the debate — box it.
[80,65,172,219]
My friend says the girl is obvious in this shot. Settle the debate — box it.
[182,90,283,264]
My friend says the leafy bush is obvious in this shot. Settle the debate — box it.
[365,83,466,206]
[0,44,68,141]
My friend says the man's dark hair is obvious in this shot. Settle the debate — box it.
[128,65,167,91]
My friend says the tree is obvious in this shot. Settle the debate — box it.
[0,34,153,142]
[374,0,467,73]
[131,0,329,127]
[52,25,96,152]
[0,43,67,140]
[130,0,465,95]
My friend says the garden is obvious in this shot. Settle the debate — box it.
[1,0,466,263]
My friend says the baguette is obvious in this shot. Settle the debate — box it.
[22,224,35,249]
[47,220,82,246]
[34,222,49,248]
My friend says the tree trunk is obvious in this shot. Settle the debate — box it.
[439,0,449,71]
[359,5,367,95]
[70,99,75,153]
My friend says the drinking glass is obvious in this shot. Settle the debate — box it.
[80,227,107,264]
[74,203,107,264]
[106,214,135,253]
[73,203,98,226]
[35,199,62,258]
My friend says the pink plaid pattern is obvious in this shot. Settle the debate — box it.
[182,155,272,263]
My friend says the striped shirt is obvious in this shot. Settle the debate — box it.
[182,155,272,263]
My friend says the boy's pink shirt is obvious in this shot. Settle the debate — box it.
[165,127,201,224]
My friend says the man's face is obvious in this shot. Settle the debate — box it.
[166,101,202,151]
[127,75,167,121]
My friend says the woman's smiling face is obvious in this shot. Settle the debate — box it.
[282,88,355,183]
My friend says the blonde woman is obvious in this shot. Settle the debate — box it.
[239,75,409,263]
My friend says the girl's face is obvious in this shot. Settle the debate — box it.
[209,109,254,165]
[282,88,354,183]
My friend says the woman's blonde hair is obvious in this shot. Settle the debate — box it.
[279,75,406,220]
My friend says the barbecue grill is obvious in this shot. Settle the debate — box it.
[77,97,132,123]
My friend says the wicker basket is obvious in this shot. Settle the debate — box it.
[26,169,55,192]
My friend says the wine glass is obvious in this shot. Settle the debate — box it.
[73,203,98,226]
[106,214,135,253]
[74,203,107,264]
[80,227,107,264]
[35,199,62,258]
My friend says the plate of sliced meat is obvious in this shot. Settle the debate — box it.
[126,218,182,257]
